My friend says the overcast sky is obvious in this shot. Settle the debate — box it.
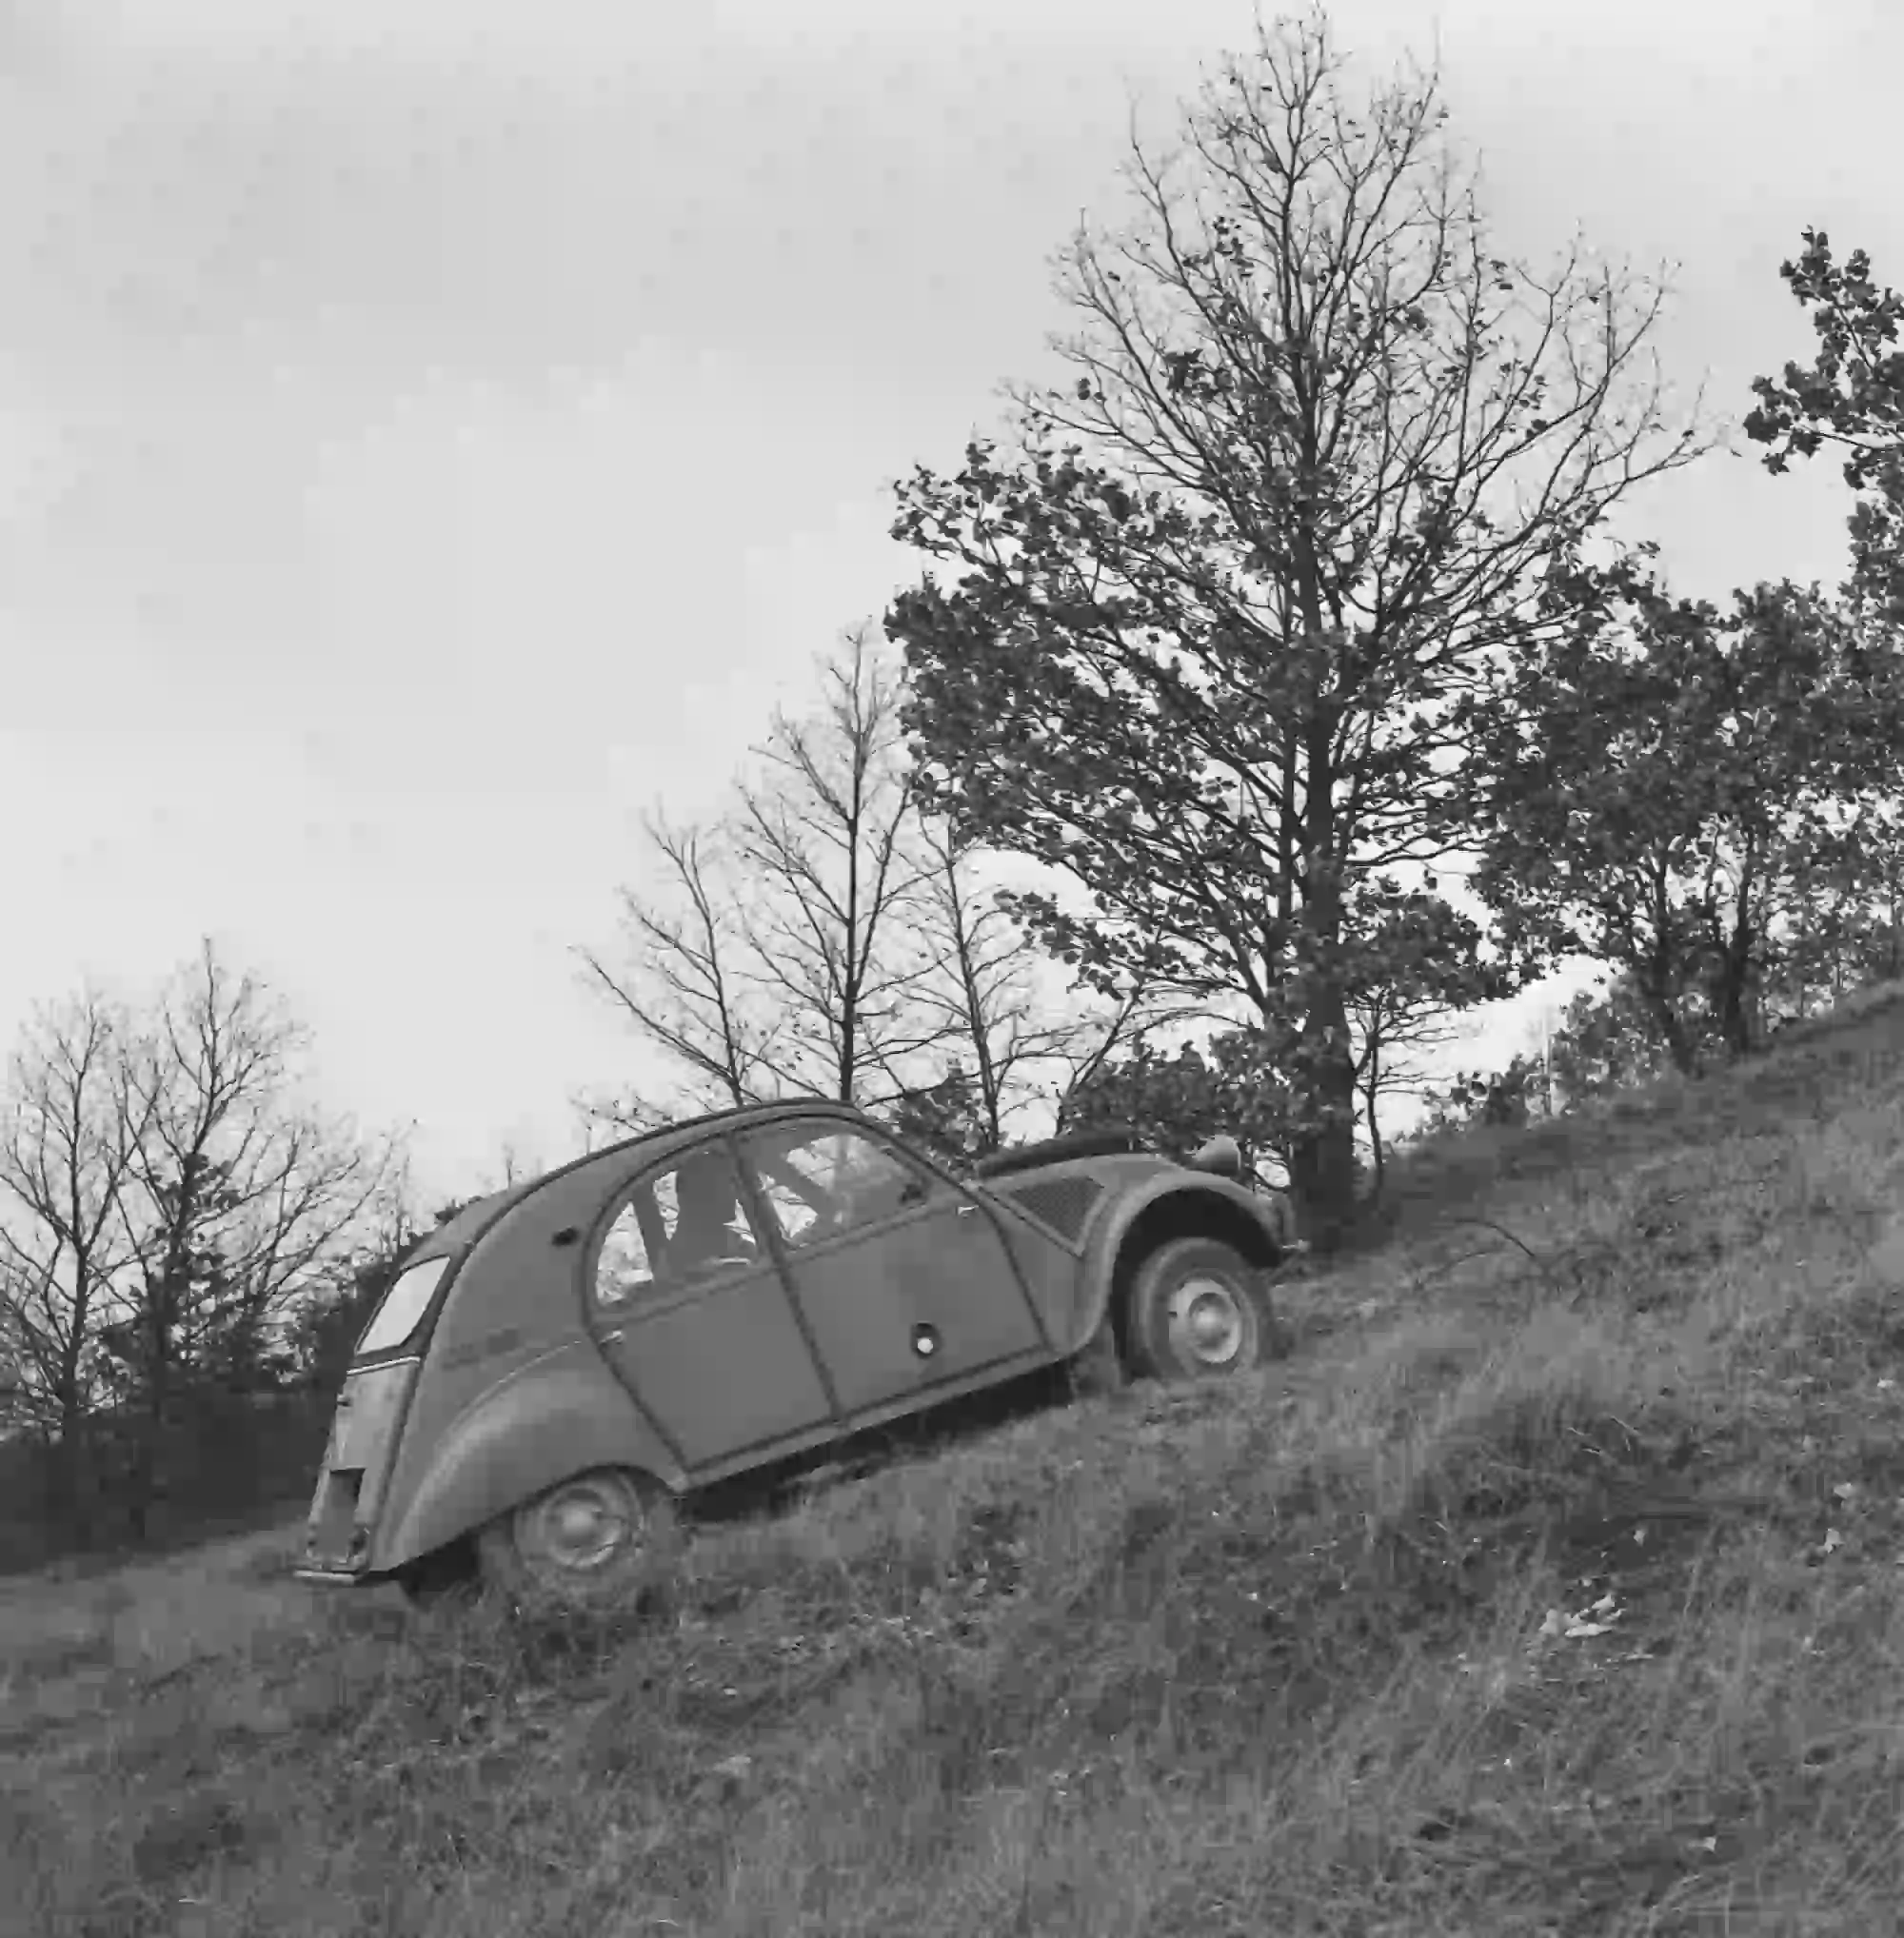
[0,0,1894,1201]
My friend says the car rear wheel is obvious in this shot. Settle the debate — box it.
[1123,1236,1279,1381]
[475,1466,672,1612]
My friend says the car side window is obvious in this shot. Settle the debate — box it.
[738,1123,942,1251]
[593,1144,763,1309]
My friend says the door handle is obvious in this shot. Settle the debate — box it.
[957,1204,981,1218]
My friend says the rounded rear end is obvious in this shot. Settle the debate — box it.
[296,1253,455,1584]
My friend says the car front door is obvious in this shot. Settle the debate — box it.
[586,1137,836,1471]
[734,1118,1050,1417]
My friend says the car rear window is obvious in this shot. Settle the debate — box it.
[355,1256,451,1357]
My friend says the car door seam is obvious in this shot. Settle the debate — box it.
[727,1129,849,1431]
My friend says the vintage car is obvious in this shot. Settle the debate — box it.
[296,1099,1296,1610]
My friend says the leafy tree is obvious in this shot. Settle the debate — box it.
[1757,795,1904,1019]
[1414,1057,1538,1137]
[884,9,1705,1249]
[1544,974,1685,1101]
[1064,960,1460,1199]
[884,1063,993,1171]
[1455,565,1899,1072]
[1062,1023,1297,1185]
[1746,228,1904,623]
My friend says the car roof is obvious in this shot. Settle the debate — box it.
[410,1098,875,1259]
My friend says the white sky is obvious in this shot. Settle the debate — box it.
[0,0,1893,1202]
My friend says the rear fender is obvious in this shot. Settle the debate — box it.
[375,1335,683,1574]
[1069,1177,1286,1357]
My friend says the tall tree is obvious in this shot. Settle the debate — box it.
[884,9,1705,1249]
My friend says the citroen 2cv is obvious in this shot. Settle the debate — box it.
[296,1100,1295,1611]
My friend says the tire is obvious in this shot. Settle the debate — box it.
[1067,1311,1129,1400]
[474,1466,673,1613]
[1123,1236,1278,1382]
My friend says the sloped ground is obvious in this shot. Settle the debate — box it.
[7,982,1904,1937]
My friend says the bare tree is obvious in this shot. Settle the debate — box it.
[578,814,780,1114]
[582,625,947,1124]
[899,826,1106,1149]
[0,991,149,1532]
[1348,982,1463,1196]
[731,625,939,1099]
[102,941,388,1533]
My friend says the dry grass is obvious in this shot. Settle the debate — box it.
[9,982,1904,1936]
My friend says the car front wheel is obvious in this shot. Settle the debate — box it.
[1123,1236,1280,1381]
[475,1466,673,1612]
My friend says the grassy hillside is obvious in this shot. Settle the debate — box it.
[8,980,1904,1937]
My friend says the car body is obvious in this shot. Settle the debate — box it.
[296,1099,1294,1606]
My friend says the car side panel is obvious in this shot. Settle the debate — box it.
[595,1260,836,1469]
[983,1211,1086,1343]
[375,1335,682,1572]
[777,1197,1047,1414]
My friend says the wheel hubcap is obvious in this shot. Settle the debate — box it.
[533,1480,635,1575]
[1166,1276,1249,1367]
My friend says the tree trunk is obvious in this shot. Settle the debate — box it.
[1363,1083,1386,1203]
[1716,930,1755,1058]
[1288,978,1359,1254]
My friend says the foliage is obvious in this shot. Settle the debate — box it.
[1414,1053,1549,1137]
[885,10,1705,1248]
[1453,564,1904,1072]
[1766,797,1904,1016]
[883,1064,996,1172]
[1746,227,1904,622]
[1061,1023,1295,1188]
[1544,974,1689,1102]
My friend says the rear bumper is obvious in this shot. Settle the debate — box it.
[293,1565,373,1587]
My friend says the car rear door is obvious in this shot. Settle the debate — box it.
[733,1118,1051,1416]
[586,1137,837,1471]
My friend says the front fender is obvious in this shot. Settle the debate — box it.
[1066,1175,1287,1355]
[375,1335,683,1573]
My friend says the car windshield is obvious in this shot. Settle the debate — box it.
[356,1256,451,1356]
